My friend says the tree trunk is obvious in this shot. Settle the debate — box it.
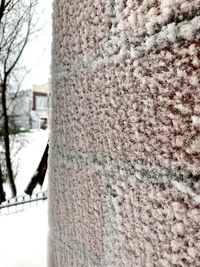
[1,83,17,197]
[25,143,49,195]
[0,0,5,24]
[0,165,6,204]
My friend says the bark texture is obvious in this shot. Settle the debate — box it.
[49,0,200,266]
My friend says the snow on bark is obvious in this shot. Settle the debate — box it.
[50,0,200,266]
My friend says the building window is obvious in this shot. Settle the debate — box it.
[36,95,47,110]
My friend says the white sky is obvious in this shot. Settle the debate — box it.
[22,0,53,89]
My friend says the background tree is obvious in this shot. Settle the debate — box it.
[0,164,5,203]
[0,0,38,197]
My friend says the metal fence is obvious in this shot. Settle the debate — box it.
[0,190,47,216]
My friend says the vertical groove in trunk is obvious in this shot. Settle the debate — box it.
[1,83,17,197]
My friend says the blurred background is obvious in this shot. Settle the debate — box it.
[0,1,53,266]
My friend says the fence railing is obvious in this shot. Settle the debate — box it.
[0,190,47,216]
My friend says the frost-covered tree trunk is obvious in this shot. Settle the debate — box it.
[49,0,200,266]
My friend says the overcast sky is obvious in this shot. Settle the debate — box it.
[22,0,52,89]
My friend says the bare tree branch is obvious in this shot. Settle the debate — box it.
[0,0,39,197]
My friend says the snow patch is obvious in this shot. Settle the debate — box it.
[0,203,48,267]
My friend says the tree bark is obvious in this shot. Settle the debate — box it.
[0,164,6,204]
[1,82,17,197]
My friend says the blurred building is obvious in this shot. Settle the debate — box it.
[7,89,33,131]
[3,81,51,131]
[32,81,50,129]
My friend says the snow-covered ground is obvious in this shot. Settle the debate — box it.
[4,129,49,198]
[0,202,48,267]
[0,130,49,267]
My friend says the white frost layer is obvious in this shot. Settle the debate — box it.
[172,180,195,195]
